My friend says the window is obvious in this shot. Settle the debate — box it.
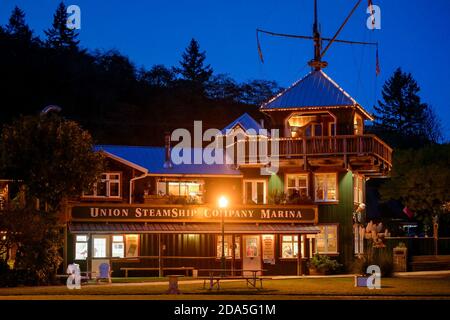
[286,174,308,198]
[316,225,338,254]
[93,236,108,258]
[281,235,304,258]
[75,235,88,260]
[353,174,364,204]
[125,234,139,257]
[244,180,266,204]
[83,173,121,198]
[216,235,241,259]
[354,114,363,135]
[112,235,124,258]
[157,180,203,202]
[314,173,337,202]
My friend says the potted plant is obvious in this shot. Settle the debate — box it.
[308,254,343,275]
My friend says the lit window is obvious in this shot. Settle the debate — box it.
[93,236,107,258]
[314,173,337,202]
[216,235,240,259]
[353,175,364,204]
[125,235,139,257]
[281,235,304,258]
[157,180,203,202]
[75,235,88,260]
[112,235,124,258]
[286,174,308,198]
[315,225,338,254]
[354,114,363,135]
[244,180,266,204]
[83,173,121,198]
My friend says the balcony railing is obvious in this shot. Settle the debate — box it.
[238,134,393,167]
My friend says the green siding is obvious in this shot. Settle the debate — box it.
[268,173,284,201]
[318,171,354,268]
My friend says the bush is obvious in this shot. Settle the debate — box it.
[352,247,393,277]
[308,254,343,274]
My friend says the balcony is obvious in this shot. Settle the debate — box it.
[239,135,393,175]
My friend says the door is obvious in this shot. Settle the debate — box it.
[242,235,261,276]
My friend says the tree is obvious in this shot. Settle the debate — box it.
[0,114,103,285]
[0,113,104,211]
[44,2,79,50]
[372,68,441,148]
[206,74,240,101]
[174,38,213,91]
[238,79,282,105]
[140,64,175,88]
[5,6,33,42]
[379,144,450,234]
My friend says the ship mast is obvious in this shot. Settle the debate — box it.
[309,0,328,70]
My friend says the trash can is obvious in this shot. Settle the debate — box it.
[393,246,408,272]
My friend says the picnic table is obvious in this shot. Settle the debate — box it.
[197,269,269,290]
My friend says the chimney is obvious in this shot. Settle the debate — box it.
[163,132,172,169]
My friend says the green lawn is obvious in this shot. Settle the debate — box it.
[0,276,449,300]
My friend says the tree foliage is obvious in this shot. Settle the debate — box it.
[0,114,104,211]
[379,144,450,228]
[44,2,79,50]
[371,68,442,148]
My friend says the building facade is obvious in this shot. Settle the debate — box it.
[62,70,392,276]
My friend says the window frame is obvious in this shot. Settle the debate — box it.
[215,235,241,260]
[75,234,88,261]
[279,234,305,259]
[243,179,267,204]
[353,174,365,204]
[157,179,204,201]
[285,174,309,199]
[314,224,339,255]
[82,172,122,199]
[314,172,338,203]
[92,235,109,258]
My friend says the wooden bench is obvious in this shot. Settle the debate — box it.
[410,255,450,271]
[198,276,271,290]
[120,267,194,277]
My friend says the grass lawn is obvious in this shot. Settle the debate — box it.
[0,276,449,300]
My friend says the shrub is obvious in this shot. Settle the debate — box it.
[352,247,393,277]
[308,254,343,274]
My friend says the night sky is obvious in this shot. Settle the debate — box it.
[1,0,449,139]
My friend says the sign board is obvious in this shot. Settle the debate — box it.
[71,205,317,223]
[262,234,275,264]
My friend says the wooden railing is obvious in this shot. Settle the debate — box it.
[238,134,393,167]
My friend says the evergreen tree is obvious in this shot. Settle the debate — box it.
[5,6,33,41]
[174,38,213,90]
[44,2,79,50]
[372,68,441,147]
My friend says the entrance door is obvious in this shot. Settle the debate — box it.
[242,235,261,276]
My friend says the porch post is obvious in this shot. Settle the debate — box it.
[158,233,163,277]
[231,234,235,276]
[297,234,302,276]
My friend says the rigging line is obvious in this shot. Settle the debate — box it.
[320,0,363,58]
[257,28,377,46]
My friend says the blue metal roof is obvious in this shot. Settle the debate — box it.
[96,145,242,176]
[261,70,358,110]
[221,113,264,134]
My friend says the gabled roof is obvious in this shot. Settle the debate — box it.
[96,145,242,176]
[221,113,265,134]
[261,70,373,120]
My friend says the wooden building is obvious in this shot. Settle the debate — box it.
[63,69,393,276]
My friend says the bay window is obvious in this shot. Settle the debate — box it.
[314,173,337,202]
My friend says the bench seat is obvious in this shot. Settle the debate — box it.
[120,267,194,277]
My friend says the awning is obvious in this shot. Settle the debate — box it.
[69,223,320,234]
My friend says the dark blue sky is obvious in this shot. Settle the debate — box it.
[1,0,449,139]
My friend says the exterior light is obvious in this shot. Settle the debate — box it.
[218,196,229,208]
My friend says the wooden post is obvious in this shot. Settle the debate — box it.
[63,224,68,272]
[303,235,309,259]
[231,234,235,276]
[297,234,302,276]
[158,234,163,277]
